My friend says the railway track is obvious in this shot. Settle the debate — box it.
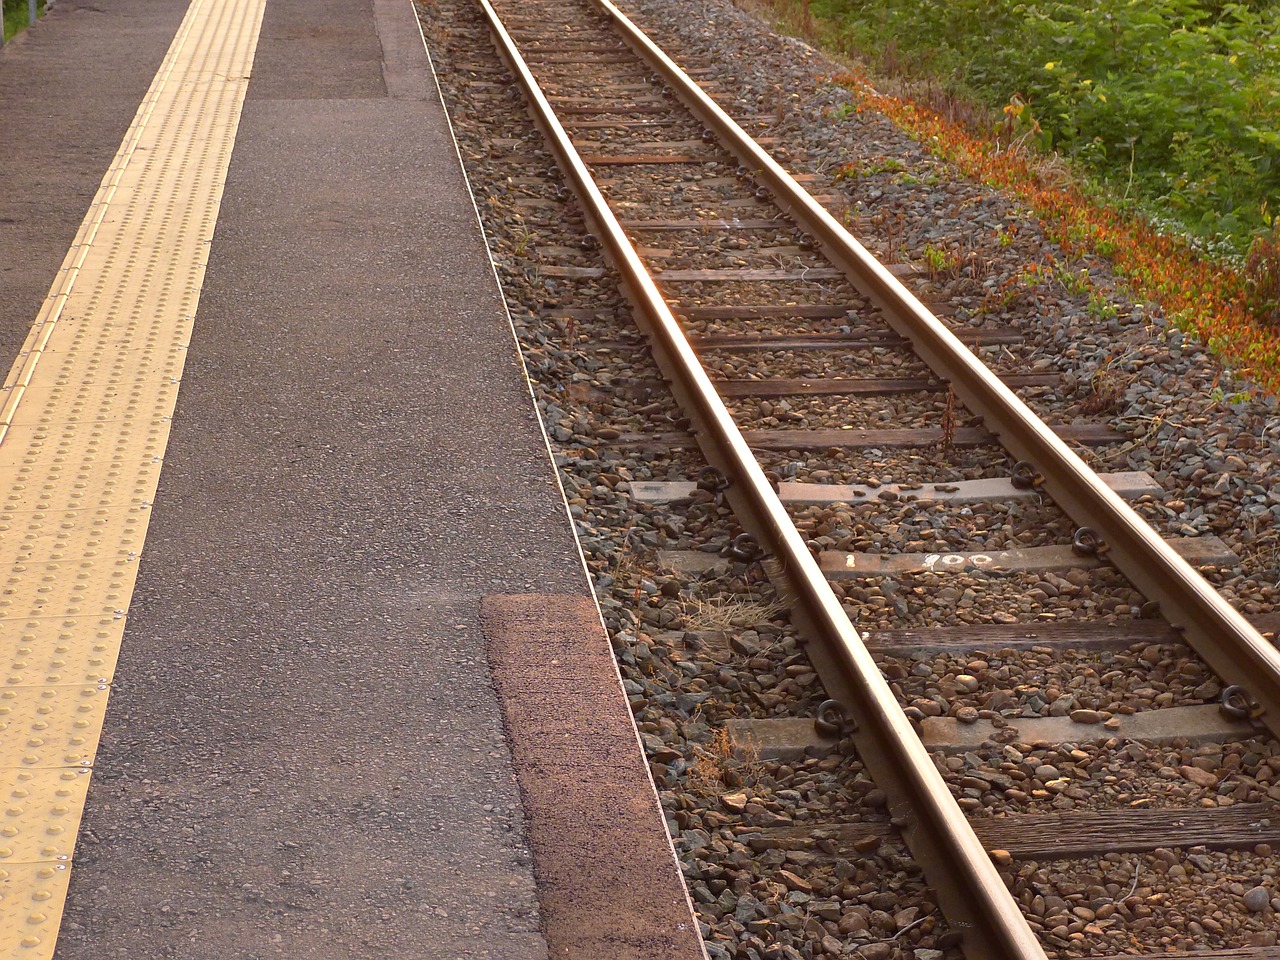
[416,0,1280,956]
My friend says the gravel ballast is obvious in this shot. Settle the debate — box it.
[416,0,1280,954]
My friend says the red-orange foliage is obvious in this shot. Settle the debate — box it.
[828,70,1280,395]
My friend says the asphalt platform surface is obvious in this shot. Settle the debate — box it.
[1,0,704,957]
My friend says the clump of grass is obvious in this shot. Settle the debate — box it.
[686,726,764,796]
[922,242,961,282]
[834,156,905,180]
[1246,222,1280,328]
[937,384,956,450]
[1080,364,1132,416]
[684,595,787,631]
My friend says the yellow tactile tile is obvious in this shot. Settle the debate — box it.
[0,861,72,954]
[0,507,152,571]
[0,618,126,688]
[0,556,142,623]
[0,457,165,516]
[0,687,110,770]
[7,347,191,400]
[0,768,93,863]
[0,419,176,476]
[3,379,183,428]
[0,0,265,953]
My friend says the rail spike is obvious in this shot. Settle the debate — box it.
[814,698,856,736]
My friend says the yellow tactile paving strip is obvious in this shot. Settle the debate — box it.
[0,0,264,952]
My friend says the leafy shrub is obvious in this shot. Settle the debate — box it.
[810,0,1280,255]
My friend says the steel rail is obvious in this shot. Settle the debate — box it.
[590,0,1280,734]
[475,0,1048,956]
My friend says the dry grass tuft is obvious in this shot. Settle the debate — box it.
[684,595,787,631]
[686,726,763,796]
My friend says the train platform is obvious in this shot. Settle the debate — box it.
[0,1,704,957]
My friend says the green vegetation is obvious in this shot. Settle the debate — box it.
[922,242,961,279]
[833,156,905,179]
[808,0,1280,255]
[3,0,47,43]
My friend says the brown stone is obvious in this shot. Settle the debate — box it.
[778,869,812,893]
[1180,765,1219,788]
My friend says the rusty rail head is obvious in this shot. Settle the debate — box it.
[587,0,1280,736]
[474,0,1048,955]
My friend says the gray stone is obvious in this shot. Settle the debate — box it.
[1245,886,1272,912]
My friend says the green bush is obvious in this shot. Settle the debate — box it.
[3,0,46,42]
[812,0,1280,254]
